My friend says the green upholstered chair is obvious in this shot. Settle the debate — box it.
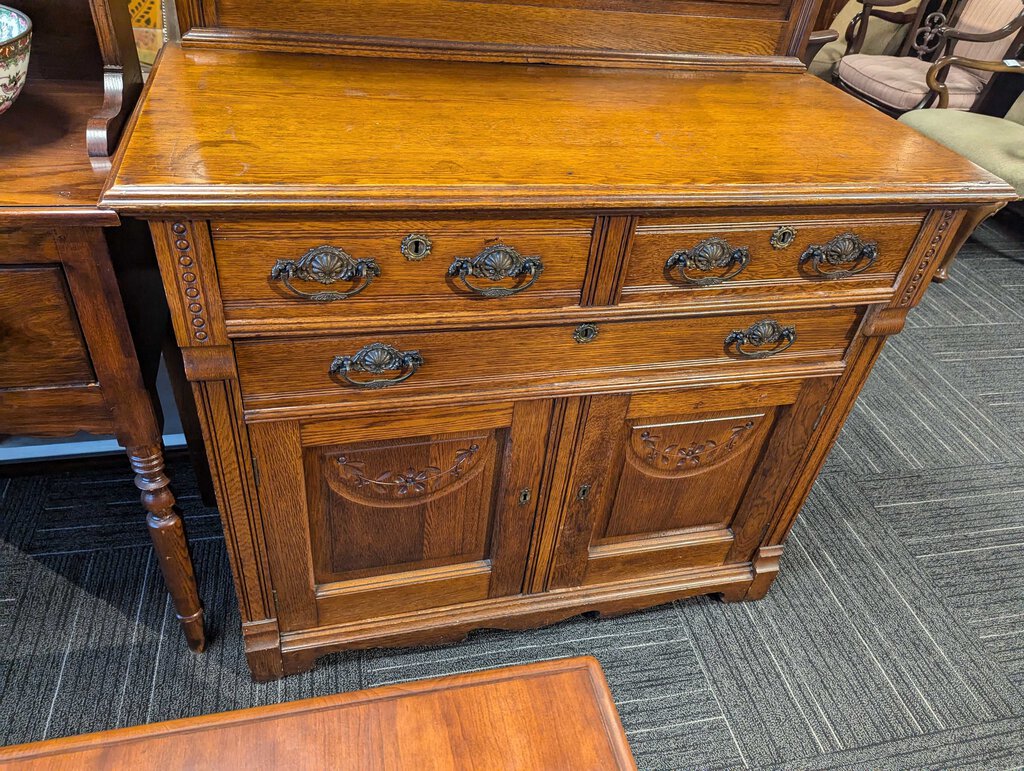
[900,64,1024,278]
[805,0,920,80]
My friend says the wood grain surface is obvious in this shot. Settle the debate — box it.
[0,657,636,771]
[103,46,1016,214]
[0,80,113,222]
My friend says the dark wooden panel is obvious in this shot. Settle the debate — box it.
[306,430,502,583]
[0,264,95,389]
[211,217,594,322]
[8,0,102,82]
[234,307,861,413]
[599,407,779,539]
[183,0,804,59]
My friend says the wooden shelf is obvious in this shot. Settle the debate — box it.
[0,79,116,225]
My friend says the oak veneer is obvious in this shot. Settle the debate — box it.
[102,42,1015,680]
[0,657,635,771]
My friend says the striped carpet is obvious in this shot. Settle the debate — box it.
[1,218,1022,768]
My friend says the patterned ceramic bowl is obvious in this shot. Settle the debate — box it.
[0,5,31,116]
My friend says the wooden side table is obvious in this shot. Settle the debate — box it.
[0,0,204,650]
[0,657,636,770]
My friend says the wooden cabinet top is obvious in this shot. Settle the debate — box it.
[102,46,1014,215]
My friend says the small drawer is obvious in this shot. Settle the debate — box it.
[620,212,927,306]
[234,307,862,412]
[210,217,594,322]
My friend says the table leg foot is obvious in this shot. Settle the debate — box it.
[131,444,207,653]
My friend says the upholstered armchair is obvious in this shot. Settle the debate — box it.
[836,0,1024,114]
[804,0,920,80]
[899,61,1023,279]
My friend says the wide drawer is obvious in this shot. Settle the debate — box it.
[620,212,927,306]
[211,217,595,322]
[235,307,862,412]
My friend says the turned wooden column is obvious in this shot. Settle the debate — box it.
[130,444,206,652]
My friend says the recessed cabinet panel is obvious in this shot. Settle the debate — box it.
[305,430,501,584]
[0,264,95,389]
[599,408,777,541]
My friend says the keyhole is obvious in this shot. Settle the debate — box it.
[573,323,599,344]
[401,234,432,261]
[577,483,592,501]
[518,488,531,505]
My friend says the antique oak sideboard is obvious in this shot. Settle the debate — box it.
[102,1,1014,679]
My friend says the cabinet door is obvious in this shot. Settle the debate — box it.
[249,400,551,631]
[545,378,835,589]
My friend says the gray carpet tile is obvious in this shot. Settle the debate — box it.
[768,716,1024,771]
[1,217,1023,767]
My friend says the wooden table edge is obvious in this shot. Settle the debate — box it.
[0,656,635,769]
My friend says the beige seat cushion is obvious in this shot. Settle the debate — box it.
[899,109,1024,195]
[809,0,917,80]
[838,54,985,110]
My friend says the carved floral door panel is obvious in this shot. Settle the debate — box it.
[249,400,552,631]
[545,377,835,589]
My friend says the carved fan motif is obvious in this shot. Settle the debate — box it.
[626,414,765,478]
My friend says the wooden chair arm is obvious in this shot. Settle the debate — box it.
[847,0,920,53]
[927,55,1024,107]
[802,29,840,64]
[870,9,918,24]
[943,12,1024,43]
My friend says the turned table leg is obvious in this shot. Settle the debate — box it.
[130,444,206,652]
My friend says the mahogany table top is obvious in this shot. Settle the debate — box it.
[0,657,636,770]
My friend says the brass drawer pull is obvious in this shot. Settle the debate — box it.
[725,320,797,359]
[271,245,381,302]
[800,233,878,279]
[665,237,750,286]
[329,342,423,389]
[448,243,544,298]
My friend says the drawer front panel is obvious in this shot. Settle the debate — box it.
[0,265,95,389]
[235,307,861,411]
[211,218,594,322]
[621,213,927,305]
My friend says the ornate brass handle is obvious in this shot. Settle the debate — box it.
[447,243,544,298]
[270,245,381,302]
[725,320,797,359]
[800,233,878,279]
[665,238,750,286]
[329,343,423,389]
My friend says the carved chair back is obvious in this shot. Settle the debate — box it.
[902,0,1024,63]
